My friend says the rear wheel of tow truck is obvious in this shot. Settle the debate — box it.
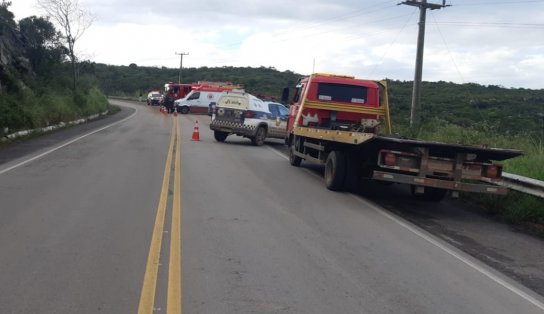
[411,185,447,202]
[214,131,228,142]
[324,151,347,191]
[289,136,302,167]
[180,106,190,114]
[251,126,267,146]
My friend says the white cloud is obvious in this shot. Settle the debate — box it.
[9,0,544,89]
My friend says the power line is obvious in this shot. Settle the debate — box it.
[400,0,450,127]
[369,8,418,77]
[431,21,544,28]
[452,0,544,6]
[205,2,397,50]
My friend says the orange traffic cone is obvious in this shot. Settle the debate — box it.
[162,106,168,115]
[191,120,200,141]
[173,107,178,117]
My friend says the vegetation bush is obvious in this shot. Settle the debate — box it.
[0,3,110,137]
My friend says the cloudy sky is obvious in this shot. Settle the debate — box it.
[10,0,544,89]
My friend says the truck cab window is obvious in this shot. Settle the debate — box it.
[317,83,367,104]
[293,84,303,103]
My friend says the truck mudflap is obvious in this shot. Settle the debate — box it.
[373,170,508,194]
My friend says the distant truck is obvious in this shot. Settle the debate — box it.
[284,73,523,201]
[161,81,242,113]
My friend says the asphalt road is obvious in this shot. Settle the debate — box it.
[0,100,543,314]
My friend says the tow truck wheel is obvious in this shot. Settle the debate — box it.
[411,186,447,202]
[289,147,302,167]
[289,136,302,166]
[180,106,189,114]
[214,131,228,142]
[324,151,347,191]
[251,126,266,146]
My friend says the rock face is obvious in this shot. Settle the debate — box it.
[0,12,31,92]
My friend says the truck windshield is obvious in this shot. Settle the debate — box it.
[317,83,367,104]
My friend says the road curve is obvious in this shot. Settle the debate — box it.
[0,100,542,313]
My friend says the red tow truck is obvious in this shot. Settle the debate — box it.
[284,73,523,201]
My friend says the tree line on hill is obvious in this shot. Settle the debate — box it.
[86,62,542,139]
[1,0,541,141]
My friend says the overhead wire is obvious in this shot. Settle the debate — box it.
[428,11,489,124]
[195,5,416,68]
[451,0,544,6]
[208,1,397,51]
[367,8,418,77]
[432,21,544,29]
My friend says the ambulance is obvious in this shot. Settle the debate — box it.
[174,86,242,114]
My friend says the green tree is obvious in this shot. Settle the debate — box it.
[19,16,65,76]
[37,0,94,90]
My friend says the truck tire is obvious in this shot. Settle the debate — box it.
[411,186,447,202]
[214,131,228,142]
[325,151,347,191]
[251,126,266,146]
[289,137,302,167]
[180,106,189,114]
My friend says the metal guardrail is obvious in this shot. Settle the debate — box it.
[498,172,544,199]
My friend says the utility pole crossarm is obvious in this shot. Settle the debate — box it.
[399,0,450,10]
[175,52,189,83]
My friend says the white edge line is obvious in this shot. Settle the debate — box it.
[267,144,544,311]
[350,194,544,312]
[266,145,289,161]
[0,106,138,176]
[266,145,322,179]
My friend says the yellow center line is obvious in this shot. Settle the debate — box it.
[138,119,176,314]
[167,117,182,313]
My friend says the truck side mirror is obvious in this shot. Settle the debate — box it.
[281,87,290,102]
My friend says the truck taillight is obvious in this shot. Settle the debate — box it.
[384,152,396,166]
[484,165,501,179]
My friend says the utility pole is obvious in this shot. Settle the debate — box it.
[400,0,449,127]
[175,52,189,83]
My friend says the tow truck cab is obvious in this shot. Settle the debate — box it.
[286,74,387,138]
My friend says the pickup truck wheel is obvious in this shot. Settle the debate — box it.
[180,106,189,114]
[411,186,447,202]
[251,127,266,146]
[325,151,347,191]
[214,131,228,142]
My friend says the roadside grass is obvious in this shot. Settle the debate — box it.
[393,118,544,181]
[463,191,544,235]
[393,118,543,230]
[1,87,110,137]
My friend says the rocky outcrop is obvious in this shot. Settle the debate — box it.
[0,13,31,92]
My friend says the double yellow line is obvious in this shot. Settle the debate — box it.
[138,118,182,314]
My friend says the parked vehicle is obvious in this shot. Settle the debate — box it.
[161,83,193,113]
[175,86,241,114]
[209,90,289,146]
[162,81,242,113]
[147,91,162,106]
[284,73,523,201]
